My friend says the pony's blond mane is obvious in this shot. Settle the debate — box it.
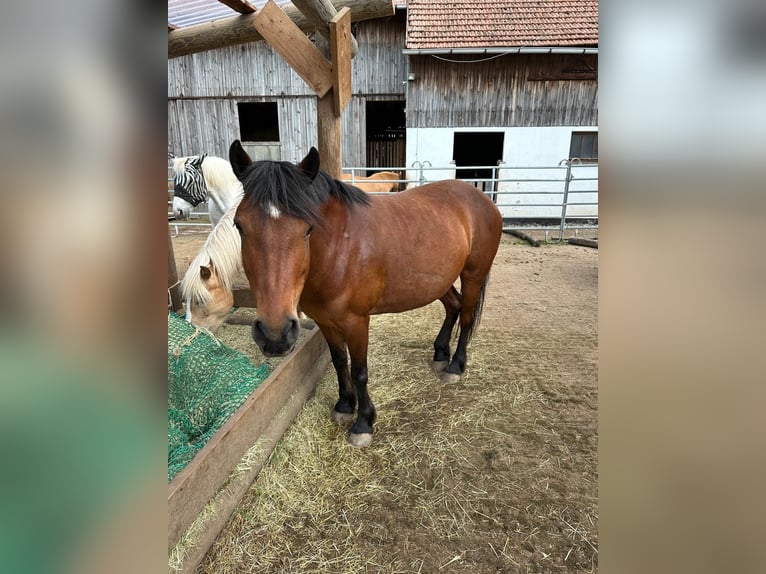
[180,200,242,306]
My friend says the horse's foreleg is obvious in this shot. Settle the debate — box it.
[433,286,462,372]
[345,317,375,448]
[318,325,356,425]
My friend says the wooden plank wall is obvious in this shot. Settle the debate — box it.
[406,54,598,128]
[168,13,406,166]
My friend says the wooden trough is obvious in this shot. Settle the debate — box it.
[168,323,330,573]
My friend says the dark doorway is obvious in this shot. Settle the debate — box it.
[366,100,405,178]
[453,132,504,198]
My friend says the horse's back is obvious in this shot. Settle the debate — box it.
[390,179,502,232]
[345,180,501,314]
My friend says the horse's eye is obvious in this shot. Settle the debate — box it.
[233,220,243,235]
[306,225,314,238]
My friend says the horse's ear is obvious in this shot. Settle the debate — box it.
[229,140,252,180]
[298,147,320,181]
[191,155,205,168]
[200,265,212,281]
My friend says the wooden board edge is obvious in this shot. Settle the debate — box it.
[169,350,330,573]
[168,326,328,549]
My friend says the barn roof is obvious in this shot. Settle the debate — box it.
[168,0,293,30]
[405,0,598,51]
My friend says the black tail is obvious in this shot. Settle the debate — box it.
[451,275,490,344]
[467,275,489,343]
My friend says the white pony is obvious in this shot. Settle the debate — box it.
[180,200,242,332]
[172,154,243,226]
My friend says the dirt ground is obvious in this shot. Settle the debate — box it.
[170,229,598,573]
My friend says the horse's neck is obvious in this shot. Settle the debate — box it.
[203,157,244,210]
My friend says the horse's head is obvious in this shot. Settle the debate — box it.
[230,140,320,356]
[184,263,233,332]
[172,155,207,220]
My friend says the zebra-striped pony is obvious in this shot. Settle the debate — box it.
[172,154,243,226]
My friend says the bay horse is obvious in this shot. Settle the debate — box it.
[340,171,400,193]
[172,154,243,226]
[230,140,502,447]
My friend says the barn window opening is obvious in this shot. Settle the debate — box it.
[569,131,598,163]
[238,102,279,142]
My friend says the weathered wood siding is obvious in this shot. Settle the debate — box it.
[168,14,406,165]
[406,54,598,128]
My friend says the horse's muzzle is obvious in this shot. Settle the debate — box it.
[252,317,300,357]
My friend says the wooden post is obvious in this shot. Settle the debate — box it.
[168,225,183,313]
[330,7,352,117]
[317,95,342,178]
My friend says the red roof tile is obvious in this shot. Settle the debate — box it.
[406,0,598,50]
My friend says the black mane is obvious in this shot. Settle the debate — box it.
[239,160,370,223]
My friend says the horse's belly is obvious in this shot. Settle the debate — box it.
[370,269,459,315]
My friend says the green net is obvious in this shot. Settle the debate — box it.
[168,313,269,482]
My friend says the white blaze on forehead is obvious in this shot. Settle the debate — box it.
[265,202,281,220]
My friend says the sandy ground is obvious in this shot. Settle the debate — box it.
[170,229,598,573]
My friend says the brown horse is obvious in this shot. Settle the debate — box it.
[230,140,502,447]
[340,171,400,193]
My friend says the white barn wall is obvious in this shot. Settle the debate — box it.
[405,126,598,218]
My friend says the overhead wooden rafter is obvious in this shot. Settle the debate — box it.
[292,0,359,57]
[168,0,394,59]
[216,0,257,14]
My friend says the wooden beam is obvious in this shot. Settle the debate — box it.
[292,0,359,58]
[168,0,395,59]
[329,7,352,116]
[232,288,256,308]
[168,338,327,573]
[168,326,330,551]
[168,225,183,312]
[254,0,333,97]
[216,0,256,14]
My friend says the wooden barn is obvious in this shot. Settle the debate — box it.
[168,0,406,170]
[168,0,598,218]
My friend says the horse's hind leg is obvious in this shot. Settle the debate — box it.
[432,286,461,372]
[442,274,489,385]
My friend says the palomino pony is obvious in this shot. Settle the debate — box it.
[180,201,242,332]
[229,140,502,448]
[172,154,243,226]
[340,171,400,193]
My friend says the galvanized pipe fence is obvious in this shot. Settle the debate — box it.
[169,158,597,241]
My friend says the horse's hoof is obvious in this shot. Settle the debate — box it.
[331,410,355,425]
[348,432,373,448]
[441,372,462,385]
[432,360,449,372]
